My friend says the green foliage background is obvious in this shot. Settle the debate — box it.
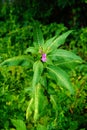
[0,0,87,130]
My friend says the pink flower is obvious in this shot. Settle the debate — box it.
[41,53,46,62]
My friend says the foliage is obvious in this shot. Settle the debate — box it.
[0,21,86,130]
[69,27,87,61]
[0,2,87,129]
[0,0,87,26]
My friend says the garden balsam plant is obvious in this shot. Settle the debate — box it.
[0,22,83,128]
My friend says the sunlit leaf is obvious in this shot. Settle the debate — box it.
[34,83,48,122]
[26,98,34,120]
[34,83,40,122]
[34,83,42,122]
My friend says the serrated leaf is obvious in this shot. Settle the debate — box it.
[32,61,43,90]
[33,22,44,47]
[46,30,72,53]
[0,55,32,67]
[47,65,74,94]
[11,119,26,130]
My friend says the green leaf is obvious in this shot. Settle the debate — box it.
[37,124,47,130]
[54,58,82,70]
[25,47,38,54]
[33,22,44,47]
[48,49,83,70]
[43,36,56,52]
[34,83,41,122]
[26,98,34,120]
[50,95,58,110]
[49,49,82,68]
[34,83,48,122]
[50,95,58,118]
[0,55,32,67]
[47,65,74,94]
[45,30,72,53]
[32,61,44,122]
[40,75,47,88]
[32,61,43,90]
[49,49,82,62]
[11,119,26,130]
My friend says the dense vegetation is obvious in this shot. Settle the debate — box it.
[0,0,87,130]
